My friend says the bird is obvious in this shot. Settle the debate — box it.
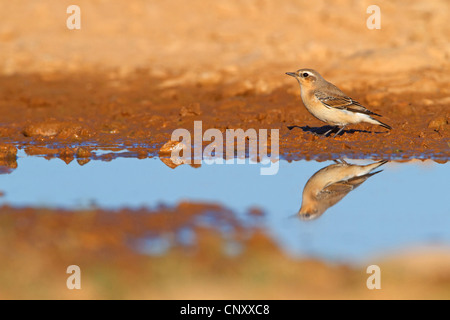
[298,159,388,220]
[286,69,391,137]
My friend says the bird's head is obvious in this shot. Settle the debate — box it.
[286,69,321,87]
[298,204,322,221]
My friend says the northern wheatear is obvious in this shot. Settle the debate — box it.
[298,159,387,220]
[286,69,391,137]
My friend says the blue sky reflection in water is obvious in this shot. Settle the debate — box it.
[0,151,448,264]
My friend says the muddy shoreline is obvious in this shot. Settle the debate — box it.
[0,72,448,164]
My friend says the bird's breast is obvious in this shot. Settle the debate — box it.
[299,91,335,123]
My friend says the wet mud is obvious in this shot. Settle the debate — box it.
[0,72,448,164]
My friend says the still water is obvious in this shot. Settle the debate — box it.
[1,150,449,264]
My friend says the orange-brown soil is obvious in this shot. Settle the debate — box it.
[0,71,448,162]
[0,204,449,299]
[0,1,448,161]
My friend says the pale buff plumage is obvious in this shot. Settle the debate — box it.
[286,69,391,137]
[298,159,388,220]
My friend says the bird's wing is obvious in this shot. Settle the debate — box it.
[317,170,381,207]
[315,181,354,208]
[314,92,381,116]
[316,170,381,207]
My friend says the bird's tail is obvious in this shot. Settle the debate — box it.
[368,117,392,130]
[364,159,389,172]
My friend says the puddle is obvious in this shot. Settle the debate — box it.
[0,150,448,264]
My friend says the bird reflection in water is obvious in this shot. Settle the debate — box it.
[298,159,388,220]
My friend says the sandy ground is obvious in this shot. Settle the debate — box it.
[0,1,449,299]
[0,1,448,161]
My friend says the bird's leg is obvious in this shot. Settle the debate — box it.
[333,125,347,138]
[323,126,338,137]
[334,159,348,164]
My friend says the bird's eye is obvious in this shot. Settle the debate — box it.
[302,73,309,78]
[304,213,310,218]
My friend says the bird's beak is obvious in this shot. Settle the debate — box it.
[286,72,297,78]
